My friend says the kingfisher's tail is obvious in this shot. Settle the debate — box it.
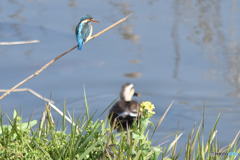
[77,38,84,50]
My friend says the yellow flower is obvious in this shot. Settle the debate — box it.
[140,101,156,115]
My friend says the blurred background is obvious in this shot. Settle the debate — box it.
[0,0,240,147]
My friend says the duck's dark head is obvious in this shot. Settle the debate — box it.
[120,83,139,102]
[79,15,99,24]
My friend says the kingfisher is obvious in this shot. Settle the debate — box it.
[75,15,98,50]
[108,83,140,131]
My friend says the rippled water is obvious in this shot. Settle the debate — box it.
[0,0,240,147]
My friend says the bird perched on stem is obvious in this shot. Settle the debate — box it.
[75,15,99,50]
[108,83,140,131]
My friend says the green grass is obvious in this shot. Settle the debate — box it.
[0,102,239,160]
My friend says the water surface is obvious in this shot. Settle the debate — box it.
[0,0,240,147]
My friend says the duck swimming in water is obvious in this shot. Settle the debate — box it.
[108,83,140,131]
[75,15,99,50]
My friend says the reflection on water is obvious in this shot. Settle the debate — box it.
[68,0,77,8]
[109,1,132,15]
[171,0,224,79]
[12,23,26,40]
[189,0,225,53]
[124,72,142,78]
[0,23,32,43]
[227,41,240,96]
[171,0,182,80]
[119,25,139,44]
[109,1,140,44]
[8,0,25,21]
[108,1,142,80]
[225,0,240,97]
[129,59,141,64]
[173,0,240,97]
[180,0,240,97]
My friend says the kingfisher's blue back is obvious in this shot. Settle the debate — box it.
[75,17,92,50]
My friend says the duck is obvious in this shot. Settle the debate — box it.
[75,15,99,50]
[108,83,140,131]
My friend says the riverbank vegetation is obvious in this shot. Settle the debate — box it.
[0,102,239,160]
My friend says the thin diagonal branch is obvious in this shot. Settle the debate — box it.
[87,14,131,41]
[0,88,76,126]
[0,40,40,45]
[0,15,130,100]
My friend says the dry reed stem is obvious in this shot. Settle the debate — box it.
[0,88,76,126]
[0,40,40,45]
[151,101,174,138]
[220,130,240,152]
[0,15,130,100]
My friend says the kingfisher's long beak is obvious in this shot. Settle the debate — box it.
[90,19,99,23]
[134,92,140,97]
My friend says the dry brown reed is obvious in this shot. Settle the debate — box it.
[0,88,76,126]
